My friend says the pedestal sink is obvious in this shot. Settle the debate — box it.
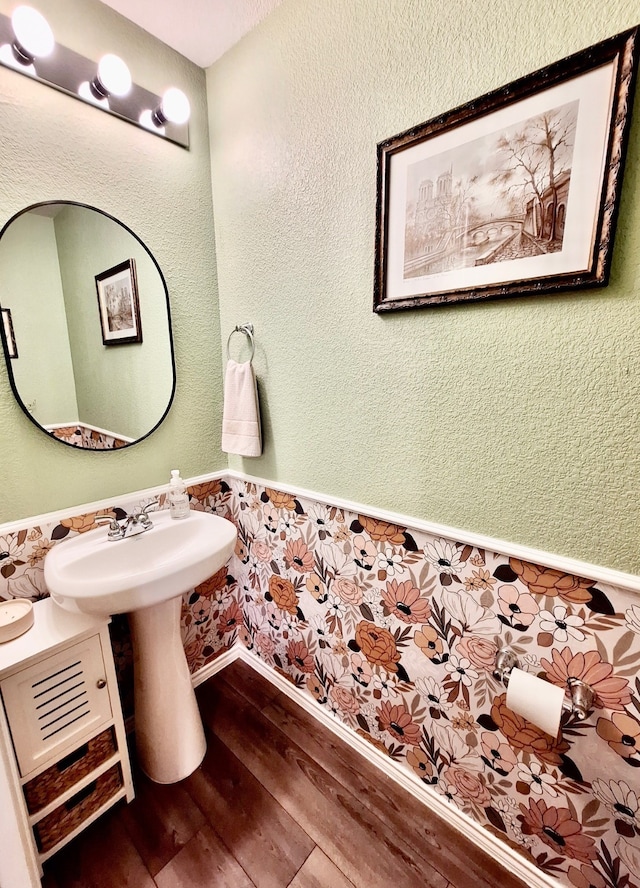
[44,509,237,783]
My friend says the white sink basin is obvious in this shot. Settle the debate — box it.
[43,507,238,784]
[44,509,237,617]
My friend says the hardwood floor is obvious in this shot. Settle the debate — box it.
[42,660,528,888]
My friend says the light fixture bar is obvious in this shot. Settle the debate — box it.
[0,12,189,149]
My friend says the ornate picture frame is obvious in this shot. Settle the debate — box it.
[374,27,639,312]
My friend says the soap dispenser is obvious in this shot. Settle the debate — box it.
[168,469,190,519]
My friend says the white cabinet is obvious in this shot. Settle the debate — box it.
[0,599,134,886]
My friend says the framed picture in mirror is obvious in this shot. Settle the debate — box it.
[95,259,143,345]
[1,307,18,358]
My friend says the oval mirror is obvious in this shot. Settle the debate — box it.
[0,201,175,450]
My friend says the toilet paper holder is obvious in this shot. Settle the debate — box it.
[493,648,595,722]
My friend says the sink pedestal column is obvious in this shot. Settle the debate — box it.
[128,596,206,783]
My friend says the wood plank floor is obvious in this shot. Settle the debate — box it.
[42,660,528,888]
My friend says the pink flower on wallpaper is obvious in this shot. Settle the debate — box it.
[480,731,517,773]
[352,534,377,570]
[283,538,315,573]
[252,539,273,562]
[381,579,431,624]
[444,766,491,806]
[519,799,597,863]
[286,639,315,673]
[541,647,632,711]
[330,686,361,715]
[455,636,498,672]
[497,584,539,627]
[332,576,363,606]
[255,631,277,657]
[217,600,242,635]
[376,701,421,746]
[350,653,373,687]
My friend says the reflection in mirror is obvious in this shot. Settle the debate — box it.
[0,202,175,449]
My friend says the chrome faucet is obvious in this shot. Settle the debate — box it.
[95,501,159,541]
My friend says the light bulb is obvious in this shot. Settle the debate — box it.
[96,53,131,98]
[160,88,190,125]
[11,6,54,62]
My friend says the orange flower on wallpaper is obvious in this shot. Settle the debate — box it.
[540,647,632,711]
[265,488,298,510]
[463,569,496,592]
[414,625,444,660]
[268,575,299,615]
[376,701,421,746]
[355,621,401,672]
[596,711,640,760]
[490,693,569,764]
[190,479,222,502]
[519,799,597,863]
[283,538,314,573]
[509,558,593,604]
[381,579,431,624]
[195,566,228,598]
[60,511,108,533]
[357,514,406,544]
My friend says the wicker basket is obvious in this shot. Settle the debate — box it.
[23,727,117,815]
[33,763,123,853]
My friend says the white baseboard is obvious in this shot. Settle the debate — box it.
[191,644,242,688]
[236,646,561,888]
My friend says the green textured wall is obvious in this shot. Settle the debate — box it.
[55,206,172,439]
[0,0,224,521]
[207,0,640,574]
[0,213,78,424]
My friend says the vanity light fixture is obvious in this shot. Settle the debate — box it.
[0,5,53,74]
[0,7,189,148]
[139,87,191,133]
[79,53,131,107]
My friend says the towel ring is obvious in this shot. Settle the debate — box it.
[226,323,255,362]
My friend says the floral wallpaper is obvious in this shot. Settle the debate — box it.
[2,475,640,888]
[226,480,640,888]
[46,424,130,449]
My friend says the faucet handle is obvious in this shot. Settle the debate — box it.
[140,500,159,516]
[95,515,124,540]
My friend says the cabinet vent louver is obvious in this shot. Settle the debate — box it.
[32,659,90,740]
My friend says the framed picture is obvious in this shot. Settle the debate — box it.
[374,27,639,312]
[95,259,142,345]
[1,307,18,358]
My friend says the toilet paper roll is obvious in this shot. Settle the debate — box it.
[506,667,565,737]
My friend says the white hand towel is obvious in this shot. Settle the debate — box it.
[221,359,262,457]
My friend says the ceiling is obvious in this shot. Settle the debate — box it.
[98,0,282,68]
